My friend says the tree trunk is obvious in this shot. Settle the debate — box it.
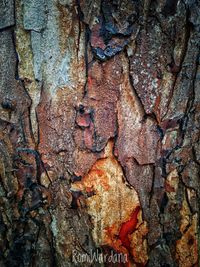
[0,0,199,266]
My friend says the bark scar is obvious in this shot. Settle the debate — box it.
[119,205,140,251]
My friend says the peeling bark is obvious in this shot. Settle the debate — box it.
[0,0,199,266]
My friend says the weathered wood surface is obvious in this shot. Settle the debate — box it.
[0,0,199,266]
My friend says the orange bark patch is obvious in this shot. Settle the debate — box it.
[71,141,148,265]
[119,206,140,251]
[176,193,198,267]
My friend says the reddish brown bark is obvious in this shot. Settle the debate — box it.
[0,0,199,266]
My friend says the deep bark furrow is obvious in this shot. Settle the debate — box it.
[0,1,199,267]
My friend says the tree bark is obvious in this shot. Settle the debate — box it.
[0,0,199,266]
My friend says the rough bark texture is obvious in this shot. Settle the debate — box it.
[0,0,200,266]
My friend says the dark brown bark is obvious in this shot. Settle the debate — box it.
[0,0,199,266]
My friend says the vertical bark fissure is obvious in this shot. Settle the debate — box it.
[0,0,199,266]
